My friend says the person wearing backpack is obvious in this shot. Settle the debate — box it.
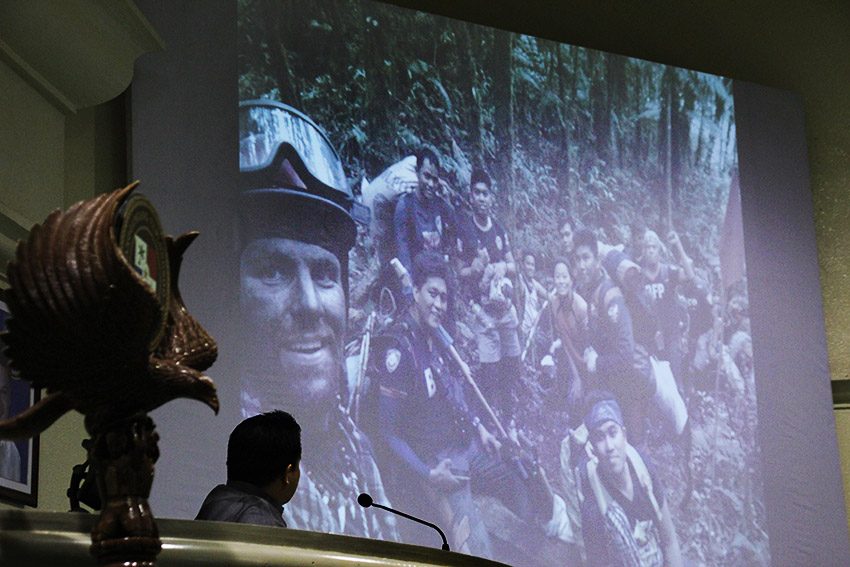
[393,147,458,277]
[579,392,683,567]
[636,230,695,395]
[573,229,653,445]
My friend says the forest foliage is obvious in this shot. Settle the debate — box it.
[238,0,737,281]
[237,2,766,565]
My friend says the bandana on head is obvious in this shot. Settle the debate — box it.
[584,398,624,431]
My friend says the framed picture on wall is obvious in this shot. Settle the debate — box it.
[0,300,39,507]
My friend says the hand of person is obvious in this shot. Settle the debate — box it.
[480,247,490,265]
[584,346,598,373]
[667,230,681,249]
[472,247,490,273]
[438,177,452,198]
[423,230,441,249]
[493,260,507,279]
[481,262,495,285]
[429,458,462,489]
[470,252,485,273]
[550,339,563,354]
[478,425,502,456]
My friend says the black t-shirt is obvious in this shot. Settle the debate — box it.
[457,215,510,265]
[599,458,665,527]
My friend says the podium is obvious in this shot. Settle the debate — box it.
[0,510,510,566]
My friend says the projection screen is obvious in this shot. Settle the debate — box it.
[131,1,850,565]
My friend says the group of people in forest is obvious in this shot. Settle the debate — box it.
[370,144,695,565]
[197,99,753,567]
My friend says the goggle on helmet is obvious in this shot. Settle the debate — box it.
[239,100,369,253]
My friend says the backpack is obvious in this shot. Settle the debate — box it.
[371,191,406,267]
[362,156,418,266]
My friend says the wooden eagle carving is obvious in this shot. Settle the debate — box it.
[0,182,218,438]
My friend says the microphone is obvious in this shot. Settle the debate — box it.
[357,493,450,551]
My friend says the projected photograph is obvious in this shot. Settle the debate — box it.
[0,301,39,507]
[236,0,767,564]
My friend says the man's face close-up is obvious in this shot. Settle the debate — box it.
[416,157,440,201]
[413,276,448,330]
[523,254,536,280]
[574,244,598,288]
[240,237,345,410]
[590,419,628,477]
[560,222,574,254]
[471,181,493,217]
[553,262,572,297]
[643,232,661,267]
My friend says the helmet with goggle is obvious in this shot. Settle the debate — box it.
[238,100,368,259]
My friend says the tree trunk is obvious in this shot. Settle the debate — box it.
[662,67,674,233]
[263,2,301,107]
[556,44,572,202]
[461,23,484,163]
[591,51,610,165]
[491,30,514,226]
[607,55,626,169]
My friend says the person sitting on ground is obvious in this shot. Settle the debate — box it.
[579,392,683,567]
[516,250,550,343]
[196,410,301,527]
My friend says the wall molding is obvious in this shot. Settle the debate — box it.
[0,1,163,115]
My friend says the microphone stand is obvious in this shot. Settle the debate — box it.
[357,493,450,551]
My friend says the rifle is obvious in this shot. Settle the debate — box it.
[435,327,547,491]
[347,287,398,424]
[348,312,375,423]
[435,324,566,524]
[435,325,509,439]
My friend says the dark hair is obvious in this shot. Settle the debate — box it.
[227,410,302,486]
[558,215,573,232]
[411,250,451,290]
[415,146,440,172]
[553,257,572,276]
[582,389,619,419]
[573,228,598,258]
[470,168,492,190]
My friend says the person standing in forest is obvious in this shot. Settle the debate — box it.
[393,147,458,277]
[579,392,683,567]
[542,260,588,419]
[573,229,653,444]
[457,168,522,420]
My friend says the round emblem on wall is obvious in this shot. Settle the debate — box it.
[116,193,171,349]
